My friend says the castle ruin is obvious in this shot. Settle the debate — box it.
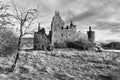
[34,11,95,50]
[34,23,50,50]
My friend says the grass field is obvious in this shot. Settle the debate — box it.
[0,49,120,80]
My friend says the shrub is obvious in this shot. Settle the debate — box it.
[66,39,94,50]
[101,42,120,50]
[54,42,67,48]
[0,28,18,57]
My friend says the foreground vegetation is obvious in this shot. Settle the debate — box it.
[101,42,120,50]
[0,28,18,57]
[0,50,120,80]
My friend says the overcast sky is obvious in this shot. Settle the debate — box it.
[2,0,120,42]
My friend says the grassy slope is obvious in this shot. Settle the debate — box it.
[0,50,120,80]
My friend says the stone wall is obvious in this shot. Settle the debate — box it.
[34,28,50,50]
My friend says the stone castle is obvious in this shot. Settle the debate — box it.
[34,11,95,50]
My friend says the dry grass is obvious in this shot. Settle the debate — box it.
[0,50,120,80]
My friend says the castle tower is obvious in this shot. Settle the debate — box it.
[38,22,41,32]
[34,23,50,50]
[70,21,76,33]
[87,26,95,42]
[51,11,65,46]
[66,21,76,39]
[70,21,73,26]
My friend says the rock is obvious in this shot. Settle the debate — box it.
[46,67,54,74]
[54,72,75,80]
[116,57,120,63]
[40,67,54,74]
[95,45,104,52]
[0,74,7,78]
[98,73,120,80]
[19,66,29,74]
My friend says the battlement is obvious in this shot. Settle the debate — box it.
[65,21,76,30]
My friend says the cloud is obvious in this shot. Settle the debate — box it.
[65,3,116,23]
[65,9,97,23]
[2,0,120,41]
[94,21,120,34]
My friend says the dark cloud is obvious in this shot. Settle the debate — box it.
[94,21,120,34]
[65,0,120,24]
[65,8,98,23]
[62,10,75,19]
[65,4,110,23]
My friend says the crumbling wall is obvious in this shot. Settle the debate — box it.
[34,28,50,50]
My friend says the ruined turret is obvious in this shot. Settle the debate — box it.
[38,22,41,32]
[70,21,73,27]
[34,23,50,50]
[87,26,95,42]
[70,21,76,33]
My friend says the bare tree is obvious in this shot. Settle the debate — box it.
[10,2,39,69]
[0,2,13,28]
[0,2,17,57]
[0,28,18,57]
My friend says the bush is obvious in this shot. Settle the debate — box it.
[54,42,67,48]
[101,42,120,50]
[66,39,94,50]
[0,28,18,57]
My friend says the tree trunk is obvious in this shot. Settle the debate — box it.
[12,23,23,70]
[12,35,22,70]
[14,37,21,64]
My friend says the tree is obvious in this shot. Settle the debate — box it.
[0,2,18,57]
[10,2,39,69]
[0,28,18,57]
[66,38,94,50]
[0,2,13,27]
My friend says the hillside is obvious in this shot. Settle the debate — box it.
[0,50,120,80]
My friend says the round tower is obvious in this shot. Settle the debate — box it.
[38,22,41,32]
[87,26,95,42]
